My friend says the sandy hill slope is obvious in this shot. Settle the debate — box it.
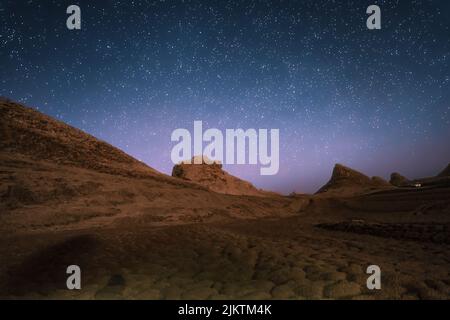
[316,164,392,196]
[0,98,161,179]
[172,156,275,197]
[0,98,291,233]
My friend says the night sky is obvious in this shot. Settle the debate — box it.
[1,0,449,193]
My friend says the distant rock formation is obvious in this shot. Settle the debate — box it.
[390,172,411,186]
[316,164,392,196]
[172,156,273,196]
[437,163,450,177]
[412,163,450,188]
[371,176,390,186]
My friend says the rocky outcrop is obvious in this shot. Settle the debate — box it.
[316,164,392,196]
[437,163,450,177]
[371,176,391,186]
[389,172,411,186]
[172,156,273,196]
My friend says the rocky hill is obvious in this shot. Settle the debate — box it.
[316,164,392,196]
[0,98,161,179]
[172,156,274,197]
[390,172,411,186]
[438,163,450,177]
[0,98,290,233]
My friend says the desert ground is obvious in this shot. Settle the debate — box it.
[1,98,449,300]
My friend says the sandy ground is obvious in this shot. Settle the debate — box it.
[1,176,449,299]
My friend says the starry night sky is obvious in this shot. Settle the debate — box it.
[1,0,449,193]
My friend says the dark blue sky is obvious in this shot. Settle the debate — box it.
[1,0,449,193]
